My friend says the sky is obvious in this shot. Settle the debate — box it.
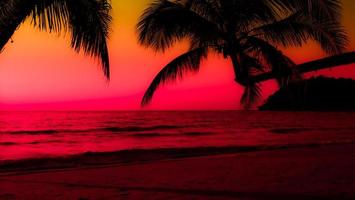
[0,0,355,110]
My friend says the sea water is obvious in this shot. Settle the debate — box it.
[0,111,354,161]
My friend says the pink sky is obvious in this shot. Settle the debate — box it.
[0,1,355,110]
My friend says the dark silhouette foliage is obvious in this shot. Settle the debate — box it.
[252,51,355,83]
[0,0,112,79]
[260,76,355,111]
[137,0,348,108]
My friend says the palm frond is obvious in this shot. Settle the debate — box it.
[0,0,17,23]
[137,0,221,52]
[0,0,69,51]
[306,20,348,55]
[184,0,222,25]
[30,0,69,33]
[0,0,112,79]
[251,9,348,54]
[269,0,342,21]
[66,0,112,79]
[239,52,266,74]
[0,0,32,52]
[251,12,309,47]
[233,0,280,32]
[241,83,262,109]
[142,47,208,106]
[245,36,299,86]
[237,52,264,108]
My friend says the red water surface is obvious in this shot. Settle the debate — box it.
[1,111,355,161]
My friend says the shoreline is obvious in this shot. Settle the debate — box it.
[1,143,354,199]
[1,141,355,175]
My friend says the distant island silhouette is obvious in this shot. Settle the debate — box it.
[260,76,355,111]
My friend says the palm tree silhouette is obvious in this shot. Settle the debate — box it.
[252,51,355,83]
[0,0,112,79]
[137,0,348,108]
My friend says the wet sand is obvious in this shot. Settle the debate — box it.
[1,144,355,200]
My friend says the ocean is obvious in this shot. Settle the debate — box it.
[0,111,355,162]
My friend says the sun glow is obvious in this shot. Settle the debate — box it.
[0,1,355,110]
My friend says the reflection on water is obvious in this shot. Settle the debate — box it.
[0,111,354,161]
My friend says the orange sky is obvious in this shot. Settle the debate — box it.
[0,0,355,110]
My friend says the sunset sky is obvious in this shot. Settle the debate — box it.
[0,0,355,110]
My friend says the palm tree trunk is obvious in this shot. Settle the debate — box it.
[229,53,249,86]
[251,51,355,83]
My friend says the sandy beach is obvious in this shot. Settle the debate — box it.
[1,143,354,200]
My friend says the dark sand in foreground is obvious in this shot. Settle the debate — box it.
[1,144,355,200]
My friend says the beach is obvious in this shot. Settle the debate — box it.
[1,143,355,200]
[1,111,355,199]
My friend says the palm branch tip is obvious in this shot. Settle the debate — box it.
[0,0,112,79]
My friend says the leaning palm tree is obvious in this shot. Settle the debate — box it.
[0,0,112,79]
[137,0,348,108]
[252,51,355,83]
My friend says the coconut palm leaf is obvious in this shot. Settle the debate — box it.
[232,0,280,32]
[184,0,222,25]
[137,0,222,52]
[142,47,208,106]
[251,12,310,47]
[30,0,69,33]
[241,83,262,109]
[0,0,112,79]
[245,36,299,86]
[66,0,112,79]
[252,11,348,54]
[305,20,348,55]
[238,52,265,108]
[0,0,31,53]
[269,0,342,21]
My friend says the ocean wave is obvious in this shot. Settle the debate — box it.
[181,132,214,136]
[0,142,18,146]
[0,140,65,146]
[28,140,64,145]
[129,133,163,138]
[127,131,214,138]
[1,125,184,135]
[2,141,355,175]
[0,145,270,173]
[269,128,314,134]
[102,125,182,133]
[3,130,59,135]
